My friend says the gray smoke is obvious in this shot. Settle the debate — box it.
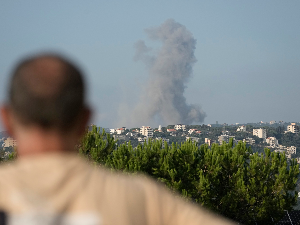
[129,19,206,126]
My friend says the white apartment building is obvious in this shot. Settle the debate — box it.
[237,126,246,132]
[174,124,186,131]
[253,128,266,139]
[287,123,299,134]
[2,137,17,148]
[266,137,278,148]
[140,126,153,138]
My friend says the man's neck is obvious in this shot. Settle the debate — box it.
[14,126,76,157]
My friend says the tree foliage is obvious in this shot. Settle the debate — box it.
[79,126,299,224]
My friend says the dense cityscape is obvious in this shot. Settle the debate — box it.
[104,121,300,160]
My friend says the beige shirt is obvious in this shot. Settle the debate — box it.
[0,153,236,225]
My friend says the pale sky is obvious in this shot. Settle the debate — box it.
[1,1,299,129]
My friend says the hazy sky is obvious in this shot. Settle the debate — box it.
[1,1,299,129]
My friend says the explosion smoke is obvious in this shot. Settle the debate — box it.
[126,19,206,126]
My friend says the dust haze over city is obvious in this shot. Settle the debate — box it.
[0,1,300,129]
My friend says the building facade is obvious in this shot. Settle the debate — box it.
[2,137,17,148]
[253,128,267,139]
[140,126,153,138]
[174,124,186,131]
[287,123,299,134]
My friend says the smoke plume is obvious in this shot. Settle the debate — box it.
[126,19,206,126]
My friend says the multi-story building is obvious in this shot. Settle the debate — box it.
[287,146,296,155]
[287,123,299,134]
[253,128,266,139]
[156,137,169,148]
[205,138,212,146]
[174,124,186,131]
[2,137,17,148]
[218,135,229,144]
[140,126,153,138]
[243,138,255,145]
[266,137,278,148]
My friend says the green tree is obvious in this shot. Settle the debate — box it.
[78,129,299,224]
[78,125,117,164]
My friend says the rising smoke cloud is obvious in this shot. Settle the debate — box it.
[122,19,206,126]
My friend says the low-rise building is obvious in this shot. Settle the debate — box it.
[116,127,126,135]
[167,129,176,132]
[237,126,246,132]
[110,129,116,134]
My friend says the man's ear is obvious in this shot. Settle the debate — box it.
[0,105,14,137]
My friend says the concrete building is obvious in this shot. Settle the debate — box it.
[158,125,162,132]
[156,137,169,148]
[110,129,116,134]
[116,128,125,135]
[218,135,229,144]
[186,137,199,142]
[253,128,266,139]
[113,134,129,142]
[2,137,17,148]
[205,138,212,146]
[287,146,296,155]
[266,137,278,148]
[287,123,299,134]
[237,125,246,132]
[140,126,153,138]
[243,138,255,145]
[174,124,186,131]
[188,129,197,135]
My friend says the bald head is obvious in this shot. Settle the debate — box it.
[8,54,86,131]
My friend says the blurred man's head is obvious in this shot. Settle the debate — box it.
[1,53,90,155]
